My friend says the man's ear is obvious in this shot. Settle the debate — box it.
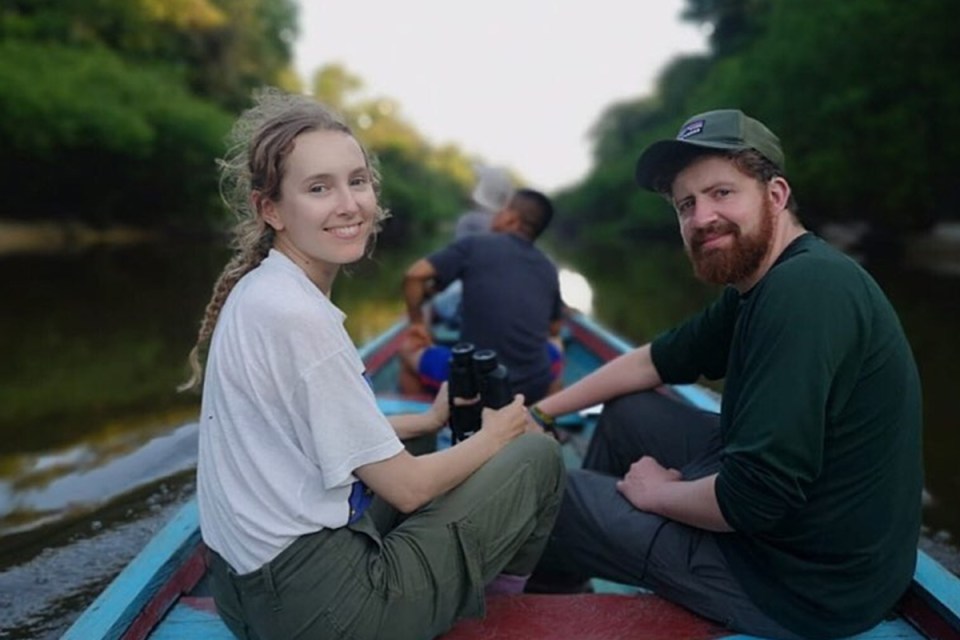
[768,177,791,213]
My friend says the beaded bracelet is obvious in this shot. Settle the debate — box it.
[529,405,557,432]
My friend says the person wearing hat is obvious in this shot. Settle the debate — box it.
[527,110,923,639]
[402,187,566,406]
[454,165,516,239]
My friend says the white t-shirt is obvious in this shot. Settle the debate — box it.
[197,250,404,574]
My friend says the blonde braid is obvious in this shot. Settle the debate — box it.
[178,231,272,392]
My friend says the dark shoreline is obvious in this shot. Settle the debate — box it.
[0,220,159,256]
[6,219,960,275]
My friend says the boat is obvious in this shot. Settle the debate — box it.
[64,312,960,639]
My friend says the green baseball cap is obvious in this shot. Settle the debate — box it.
[634,109,784,192]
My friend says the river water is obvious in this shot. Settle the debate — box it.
[0,236,957,639]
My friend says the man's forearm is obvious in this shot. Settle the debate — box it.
[650,474,732,533]
[403,276,428,324]
[537,345,661,417]
[403,258,439,324]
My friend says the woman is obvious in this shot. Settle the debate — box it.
[181,88,564,640]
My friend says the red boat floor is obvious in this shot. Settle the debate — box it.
[440,593,727,640]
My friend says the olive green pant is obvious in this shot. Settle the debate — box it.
[209,433,564,640]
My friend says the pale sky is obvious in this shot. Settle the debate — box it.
[293,1,707,192]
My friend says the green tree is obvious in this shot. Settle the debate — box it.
[0,0,300,227]
[681,0,773,55]
[0,41,230,227]
[1,0,300,109]
[687,0,960,233]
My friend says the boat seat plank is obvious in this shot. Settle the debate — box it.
[149,595,924,640]
[441,593,728,640]
[439,593,924,640]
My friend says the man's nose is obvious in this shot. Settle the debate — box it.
[688,198,718,227]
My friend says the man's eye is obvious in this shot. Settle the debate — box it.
[309,184,327,193]
[350,176,369,187]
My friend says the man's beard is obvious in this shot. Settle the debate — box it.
[685,197,775,286]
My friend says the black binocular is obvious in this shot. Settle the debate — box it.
[447,342,512,442]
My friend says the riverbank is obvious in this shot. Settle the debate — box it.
[3,219,960,276]
[0,220,158,256]
[818,221,960,277]
[903,222,960,277]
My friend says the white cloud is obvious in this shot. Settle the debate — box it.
[294,0,707,191]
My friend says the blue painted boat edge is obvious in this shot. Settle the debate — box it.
[358,319,407,360]
[914,550,960,627]
[377,397,432,415]
[723,616,922,640]
[571,313,720,412]
[62,500,201,639]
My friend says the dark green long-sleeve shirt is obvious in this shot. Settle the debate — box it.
[651,233,923,639]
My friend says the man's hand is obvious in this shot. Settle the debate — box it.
[403,322,433,352]
[616,456,682,512]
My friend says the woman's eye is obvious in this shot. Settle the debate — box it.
[309,184,327,193]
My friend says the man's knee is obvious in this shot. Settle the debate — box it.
[600,390,679,432]
[599,392,646,432]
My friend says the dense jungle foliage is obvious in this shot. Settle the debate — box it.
[0,0,473,242]
[1,0,958,254]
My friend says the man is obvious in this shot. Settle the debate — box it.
[431,165,516,332]
[403,188,564,405]
[528,110,923,639]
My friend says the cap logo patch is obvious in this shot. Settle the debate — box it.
[677,120,704,140]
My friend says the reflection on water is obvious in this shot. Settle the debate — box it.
[0,473,194,640]
[558,267,594,315]
[0,420,198,537]
[0,237,957,638]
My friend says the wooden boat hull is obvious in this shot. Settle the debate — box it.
[64,313,960,640]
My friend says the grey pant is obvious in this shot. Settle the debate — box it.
[209,432,564,640]
[534,390,802,640]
